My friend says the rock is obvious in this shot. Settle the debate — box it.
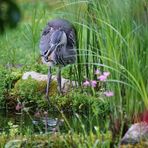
[22,71,47,81]
[5,139,26,148]
[22,71,77,92]
[120,122,148,147]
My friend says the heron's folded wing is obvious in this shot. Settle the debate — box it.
[39,26,53,56]
[67,28,76,47]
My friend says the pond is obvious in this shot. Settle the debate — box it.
[0,109,104,135]
[0,109,65,134]
[0,102,113,147]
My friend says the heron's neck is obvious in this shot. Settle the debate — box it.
[60,32,67,45]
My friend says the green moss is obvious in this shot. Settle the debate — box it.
[0,66,110,114]
[0,66,7,106]
[50,90,110,116]
[13,77,57,106]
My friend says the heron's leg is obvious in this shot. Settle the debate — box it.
[57,67,62,94]
[46,67,52,106]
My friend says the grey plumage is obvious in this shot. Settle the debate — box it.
[40,19,76,67]
[39,19,77,105]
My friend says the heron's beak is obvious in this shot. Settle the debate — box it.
[45,44,57,57]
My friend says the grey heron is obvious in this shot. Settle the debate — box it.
[39,19,77,106]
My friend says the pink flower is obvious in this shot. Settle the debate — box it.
[103,91,114,97]
[98,75,107,81]
[15,103,22,111]
[97,71,110,81]
[103,72,110,77]
[95,69,100,75]
[91,80,97,87]
[83,80,90,87]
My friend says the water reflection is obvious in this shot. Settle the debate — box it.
[0,109,64,134]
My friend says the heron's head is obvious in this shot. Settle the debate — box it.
[50,30,67,48]
[43,30,67,63]
[44,30,67,62]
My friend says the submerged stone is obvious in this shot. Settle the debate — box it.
[42,118,58,127]
[32,117,64,133]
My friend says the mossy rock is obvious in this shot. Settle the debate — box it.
[12,77,58,103]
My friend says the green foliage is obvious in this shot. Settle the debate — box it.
[0,0,147,146]
[7,121,19,137]
[50,90,110,117]
[0,129,112,148]
[51,0,148,143]
[0,66,22,107]
[0,66,7,107]
[58,0,148,118]
[14,78,46,104]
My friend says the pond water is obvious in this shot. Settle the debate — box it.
[0,109,65,134]
[0,109,102,136]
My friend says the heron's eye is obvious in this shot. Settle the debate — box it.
[44,50,48,55]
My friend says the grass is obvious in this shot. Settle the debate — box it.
[60,0,148,114]
[0,0,148,147]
